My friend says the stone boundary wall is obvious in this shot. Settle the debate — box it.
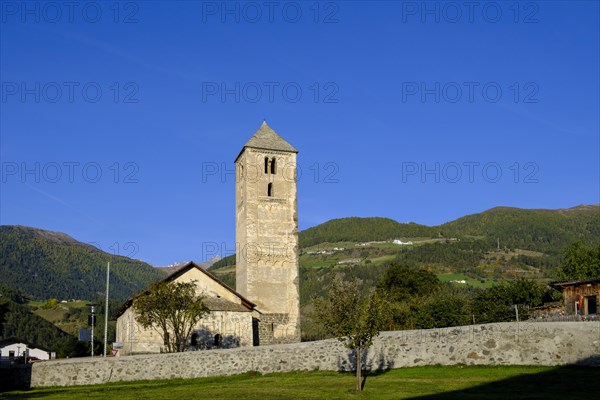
[30,322,600,388]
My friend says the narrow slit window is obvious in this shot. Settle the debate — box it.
[267,182,273,197]
[271,158,276,174]
[264,157,269,174]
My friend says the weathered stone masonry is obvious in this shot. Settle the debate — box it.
[235,122,301,345]
[30,322,600,387]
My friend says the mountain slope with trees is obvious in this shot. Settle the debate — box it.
[0,225,166,301]
[212,205,599,282]
[299,205,599,252]
[439,205,600,254]
[2,205,598,302]
[299,217,435,247]
[0,285,69,351]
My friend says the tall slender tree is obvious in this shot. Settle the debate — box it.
[313,275,387,391]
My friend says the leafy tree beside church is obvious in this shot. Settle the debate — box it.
[132,281,209,353]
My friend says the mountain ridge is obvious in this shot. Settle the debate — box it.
[0,225,166,301]
[2,204,598,301]
[299,204,599,250]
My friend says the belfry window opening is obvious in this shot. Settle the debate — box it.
[264,157,269,174]
[271,157,276,174]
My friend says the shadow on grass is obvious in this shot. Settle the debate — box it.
[361,367,394,391]
[408,356,600,400]
[5,357,599,399]
[343,347,396,391]
[0,371,264,399]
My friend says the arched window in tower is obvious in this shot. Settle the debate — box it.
[264,157,269,174]
[267,182,273,197]
[271,157,276,174]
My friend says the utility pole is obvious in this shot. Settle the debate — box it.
[104,262,110,357]
[87,303,97,358]
[90,305,95,357]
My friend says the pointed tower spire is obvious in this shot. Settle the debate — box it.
[235,121,298,162]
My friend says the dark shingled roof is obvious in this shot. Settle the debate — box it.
[235,121,297,162]
[550,277,600,288]
[115,261,255,318]
[203,297,251,312]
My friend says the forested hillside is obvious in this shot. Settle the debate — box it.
[439,205,600,254]
[0,226,166,301]
[0,285,69,351]
[299,205,600,252]
[1,205,598,347]
[209,205,600,306]
[2,205,598,302]
[299,217,435,247]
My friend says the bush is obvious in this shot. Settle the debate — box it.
[415,289,472,329]
[43,298,59,309]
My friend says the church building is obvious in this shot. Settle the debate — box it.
[115,122,300,354]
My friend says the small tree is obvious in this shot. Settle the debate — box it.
[378,263,440,302]
[313,275,387,391]
[44,298,59,309]
[132,280,208,353]
[559,241,600,280]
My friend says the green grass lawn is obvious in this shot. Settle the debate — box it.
[3,365,597,399]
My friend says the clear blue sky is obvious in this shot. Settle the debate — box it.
[1,1,598,266]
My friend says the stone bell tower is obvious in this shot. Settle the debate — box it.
[235,121,300,344]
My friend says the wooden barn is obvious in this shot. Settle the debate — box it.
[551,277,600,316]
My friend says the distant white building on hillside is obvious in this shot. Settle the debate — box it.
[0,338,54,361]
